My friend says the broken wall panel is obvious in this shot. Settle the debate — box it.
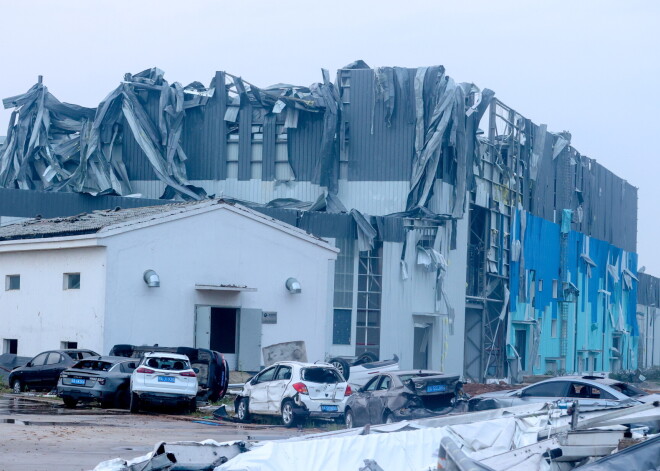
[341,68,416,182]
[287,112,325,182]
[181,71,228,181]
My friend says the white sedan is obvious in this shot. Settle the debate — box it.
[234,361,351,427]
[130,352,198,413]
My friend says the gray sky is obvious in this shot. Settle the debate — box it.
[1,0,658,272]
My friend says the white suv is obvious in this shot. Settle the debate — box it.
[234,361,351,427]
[130,352,198,413]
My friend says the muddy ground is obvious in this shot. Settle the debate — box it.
[0,395,313,471]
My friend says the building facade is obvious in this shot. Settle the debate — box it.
[0,62,652,379]
[0,200,337,370]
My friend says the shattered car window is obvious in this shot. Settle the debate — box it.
[120,361,137,373]
[302,368,341,384]
[397,373,435,383]
[610,382,646,398]
[74,360,113,371]
[144,357,191,371]
[66,351,97,360]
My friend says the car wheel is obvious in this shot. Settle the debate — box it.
[384,411,394,424]
[115,388,130,409]
[329,357,351,381]
[236,397,250,422]
[188,398,197,413]
[63,397,78,408]
[11,380,23,394]
[354,352,378,365]
[129,392,140,413]
[281,400,297,428]
[344,409,355,429]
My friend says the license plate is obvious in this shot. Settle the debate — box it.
[321,405,338,412]
[426,384,446,393]
[158,376,175,383]
[71,378,86,385]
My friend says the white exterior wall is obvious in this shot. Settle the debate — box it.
[102,207,336,364]
[378,215,469,376]
[0,246,106,356]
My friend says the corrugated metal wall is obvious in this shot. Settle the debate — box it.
[342,69,415,182]
[182,71,228,180]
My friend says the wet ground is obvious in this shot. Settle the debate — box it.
[0,394,308,471]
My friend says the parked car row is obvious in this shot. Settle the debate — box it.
[7,345,229,413]
[234,361,466,427]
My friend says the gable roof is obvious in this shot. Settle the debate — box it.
[0,198,335,251]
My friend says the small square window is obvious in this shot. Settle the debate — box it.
[5,275,20,291]
[60,341,78,349]
[64,273,81,290]
[3,339,18,355]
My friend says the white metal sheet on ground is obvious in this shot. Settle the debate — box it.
[217,416,546,471]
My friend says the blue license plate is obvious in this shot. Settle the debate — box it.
[158,376,175,383]
[321,405,338,412]
[71,378,86,385]
[426,384,447,393]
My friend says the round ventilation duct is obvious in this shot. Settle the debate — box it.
[143,269,160,288]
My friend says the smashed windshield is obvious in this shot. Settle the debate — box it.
[302,368,341,384]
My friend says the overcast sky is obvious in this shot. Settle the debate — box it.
[1,0,658,272]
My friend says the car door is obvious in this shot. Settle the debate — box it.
[519,381,569,404]
[23,353,49,387]
[352,376,381,425]
[267,365,292,413]
[42,352,65,388]
[368,375,392,424]
[249,366,277,413]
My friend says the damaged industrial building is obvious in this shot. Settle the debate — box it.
[0,61,657,382]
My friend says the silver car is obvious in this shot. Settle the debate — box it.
[468,376,645,412]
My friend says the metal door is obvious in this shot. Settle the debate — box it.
[238,308,262,372]
[464,308,483,382]
[194,306,211,349]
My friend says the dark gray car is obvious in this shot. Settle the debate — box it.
[8,349,99,393]
[344,370,465,428]
[57,356,138,408]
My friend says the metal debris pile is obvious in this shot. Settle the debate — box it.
[91,399,660,471]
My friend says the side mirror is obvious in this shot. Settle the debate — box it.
[26,362,32,367]
[250,377,258,385]
[193,367,200,374]
[516,391,524,397]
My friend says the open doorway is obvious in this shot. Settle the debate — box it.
[211,308,238,369]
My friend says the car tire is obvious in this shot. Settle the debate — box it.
[115,388,130,409]
[63,397,78,408]
[329,357,351,381]
[11,380,23,394]
[236,397,250,422]
[281,400,297,428]
[354,352,378,365]
[384,411,394,424]
[345,408,355,429]
[130,392,141,413]
[188,398,197,414]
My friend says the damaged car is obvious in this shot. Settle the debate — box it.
[130,352,199,413]
[343,370,465,428]
[109,344,229,401]
[57,356,138,408]
[468,376,643,412]
[234,361,351,427]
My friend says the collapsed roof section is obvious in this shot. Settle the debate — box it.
[0,67,338,200]
[0,62,638,251]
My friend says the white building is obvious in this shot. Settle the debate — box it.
[0,199,337,371]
